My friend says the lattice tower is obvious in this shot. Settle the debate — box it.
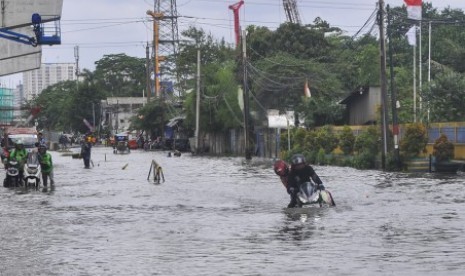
[153,0,180,97]
[283,0,301,24]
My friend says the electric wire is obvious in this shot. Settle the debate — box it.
[351,7,378,40]
[222,96,244,127]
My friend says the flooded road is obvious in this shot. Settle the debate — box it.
[1,146,465,275]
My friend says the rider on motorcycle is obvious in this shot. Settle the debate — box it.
[8,140,28,182]
[38,144,54,186]
[286,154,325,208]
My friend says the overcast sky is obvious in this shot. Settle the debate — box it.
[1,0,464,86]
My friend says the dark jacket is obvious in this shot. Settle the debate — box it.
[287,164,322,190]
[81,142,92,158]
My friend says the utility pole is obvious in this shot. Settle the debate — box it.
[195,48,201,154]
[146,43,151,102]
[378,0,389,169]
[387,5,400,168]
[242,30,251,160]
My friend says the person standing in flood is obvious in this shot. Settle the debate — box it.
[81,136,92,169]
[38,144,54,186]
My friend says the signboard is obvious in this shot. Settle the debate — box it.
[267,109,295,129]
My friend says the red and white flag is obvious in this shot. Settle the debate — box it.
[304,79,311,98]
[404,0,422,20]
[406,26,417,46]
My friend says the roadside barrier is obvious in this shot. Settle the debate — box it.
[147,160,165,184]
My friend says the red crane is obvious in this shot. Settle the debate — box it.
[228,0,244,47]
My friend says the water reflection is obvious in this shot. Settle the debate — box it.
[277,207,328,242]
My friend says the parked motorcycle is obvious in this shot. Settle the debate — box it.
[23,152,42,188]
[3,158,21,187]
[296,182,336,207]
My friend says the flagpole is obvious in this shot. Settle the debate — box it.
[413,28,417,123]
[404,0,422,123]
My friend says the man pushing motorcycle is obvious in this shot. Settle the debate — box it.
[38,144,54,186]
[274,154,326,208]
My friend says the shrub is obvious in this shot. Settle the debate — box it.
[399,123,428,158]
[433,134,454,162]
[314,125,339,154]
[293,128,307,149]
[352,151,376,169]
[354,125,379,154]
[338,125,355,155]
[316,148,326,165]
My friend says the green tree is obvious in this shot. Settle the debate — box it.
[423,70,465,122]
[176,27,236,94]
[33,70,106,133]
[129,98,167,138]
[32,81,75,131]
[94,54,146,97]
[183,62,242,133]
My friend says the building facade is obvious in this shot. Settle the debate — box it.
[339,86,381,125]
[22,63,76,100]
[101,97,147,135]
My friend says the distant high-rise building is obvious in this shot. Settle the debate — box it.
[23,63,76,100]
[13,84,24,118]
[0,87,14,126]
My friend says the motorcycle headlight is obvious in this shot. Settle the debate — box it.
[27,168,38,174]
[8,168,19,174]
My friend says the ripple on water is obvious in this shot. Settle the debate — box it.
[2,148,465,275]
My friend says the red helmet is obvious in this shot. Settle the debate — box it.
[273,160,289,177]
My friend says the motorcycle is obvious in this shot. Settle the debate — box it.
[3,158,21,187]
[23,152,42,188]
[296,182,336,207]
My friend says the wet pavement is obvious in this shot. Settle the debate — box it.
[1,146,465,275]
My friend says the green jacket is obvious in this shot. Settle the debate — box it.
[9,148,28,163]
[39,152,53,174]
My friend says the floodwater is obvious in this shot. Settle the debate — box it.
[1,146,465,276]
